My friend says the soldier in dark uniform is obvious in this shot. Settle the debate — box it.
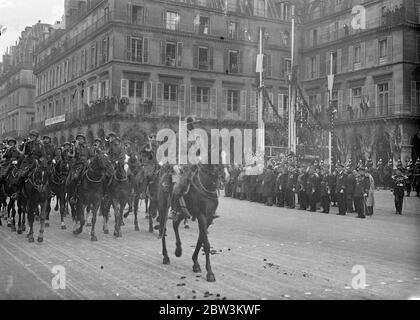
[0,137,21,180]
[307,166,319,212]
[353,166,370,219]
[262,164,276,206]
[319,167,331,213]
[297,166,308,210]
[413,158,420,197]
[405,159,414,197]
[344,164,356,214]
[391,166,408,215]
[42,135,57,171]
[286,165,298,209]
[383,159,393,189]
[376,159,384,189]
[61,141,73,162]
[66,133,94,201]
[276,165,288,207]
[106,132,126,168]
[15,130,47,198]
[336,163,347,215]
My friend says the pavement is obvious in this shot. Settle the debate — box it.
[0,190,419,300]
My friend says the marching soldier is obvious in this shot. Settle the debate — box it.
[391,166,408,215]
[336,163,347,215]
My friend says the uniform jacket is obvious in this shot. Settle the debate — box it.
[262,169,276,197]
[344,172,356,195]
[392,174,407,197]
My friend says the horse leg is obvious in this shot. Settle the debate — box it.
[90,201,99,242]
[73,201,85,235]
[6,198,13,227]
[60,192,66,230]
[17,204,23,234]
[145,198,149,217]
[101,198,110,234]
[133,193,140,231]
[112,200,122,238]
[197,214,215,282]
[27,202,35,243]
[86,204,92,227]
[45,198,51,227]
[173,215,183,258]
[37,201,47,243]
[54,196,59,211]
[10,200,16,232]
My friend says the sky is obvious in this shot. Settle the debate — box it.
[0,0,64,62]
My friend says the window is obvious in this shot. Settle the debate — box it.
[254,0,266,17]
[198,16,209,34]
[331,51,338,74]
[351,87,362,116]
[310,56,317,78]
[229,50,239,73]
[90,43,96,69]
[312,29,318,47]
[377,83,389,115]
[228,22,239,39]
[354,45,361,64]
[379,39,387,59]
[131,5,144,24]
[166,11,179,30]
[129,80,143,99]
[227,90,239,113]
[381,6,388,26]
[164,84,177,101]
[165,42,177,67]
[285,58,292,75]
[414,82,420,105]
[131,37,143,63]
[309,95,317,107]
[198,47,209,70]
[333,22,338,40]
[101,36,109,64]
[197,87,209,104]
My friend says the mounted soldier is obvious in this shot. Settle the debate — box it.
[14,130,47,198]
[105,132,126,169]
[0,137,22,181]
[42,135,57,172]
[66,132,94,202]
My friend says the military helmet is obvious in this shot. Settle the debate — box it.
[7,137,16,144]
[63,141,71,147]
[29,130,39,137]
[94,138,102,143]
[76,132,86,140]
[42,135,51,140]
[106,132,117,138]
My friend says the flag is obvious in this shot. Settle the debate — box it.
[256,54,264,73]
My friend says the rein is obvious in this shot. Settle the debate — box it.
[27,167,47,193]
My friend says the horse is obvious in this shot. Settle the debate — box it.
[102,157,130,238]
[3,162,25,234]
[142,162,161,233]
[124,161,146,231]
[160,163,227,282]
[22,160,50,243]
[48,158,71,230]
[71,154,107,241]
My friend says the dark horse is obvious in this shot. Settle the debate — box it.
[2,162,25,234]
[23,161,50,243]
[71,154,106,241]
[124,162,147,231]
[102,158,130,238]
[159,163,226,282]
[48,158,71,230]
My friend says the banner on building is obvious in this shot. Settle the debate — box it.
[45,114,65,126]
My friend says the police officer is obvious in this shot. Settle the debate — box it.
[391,166,408,215]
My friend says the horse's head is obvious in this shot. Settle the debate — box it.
[32,161,49,193]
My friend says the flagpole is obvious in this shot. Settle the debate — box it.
[288,5,296,155]
[329,51,333,173]
[258,27,265,158]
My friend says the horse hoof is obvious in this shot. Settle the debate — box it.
[175,247,182,258]
[28,237,34,243]
[193,264,201,273]
[206,273,216,282]
[37,237,44,243]
[91,235,98,242]
[163,257,170,265]
[103,229,109,235]
[45,222,50,228]
[134,225,140,232]
[73,228,82,235]
[11,226,16,232]
[113,230,119,237]
[61,225,67,230]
